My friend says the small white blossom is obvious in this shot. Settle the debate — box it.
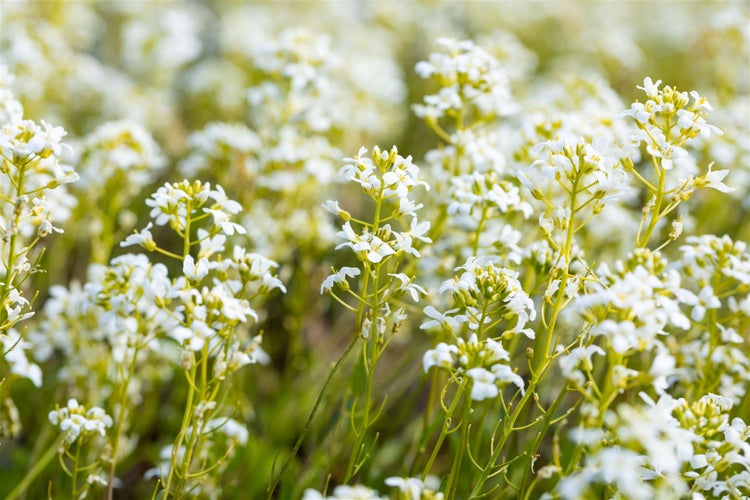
[467,367,498,401]
[320,267,361,293]
[388,273,427,302]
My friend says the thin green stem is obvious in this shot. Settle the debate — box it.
[266,335,359,499]
[107,347,141,500]
[6,435,65,500]
[638,162,666,248]
[518,386,570,493]
[162,351,198,497]
[468,356,556,498]
[71,439,82,498]
[420,380,467,481]
[445,392,472,499]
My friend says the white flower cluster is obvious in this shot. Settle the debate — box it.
[680,234,750,286]
[1,68,77,358]
[327,145,431,267]
[1,329,43,387]
[559,393,750,498]
[30,254,182,409]
[674,235,750,400]
[248,28,340,134]
[72,120,165,190]
[124,180,245,239]
[445,169,533,261]
[524,137,633,205]
[32,182,283,409]
[179,122,262,179]
[48,398,113,445]
[178,30,348,261]
[578,264,690,352]
[413,38,517,120]
[302,485,386,500]
[384,476,444,500]
[34,254,175,363]
[423,333,524,401]
[569,250,695,394]
[303,475,443,500]
[420,257,532,402]
[623,77,722,170]
[422,256,536,338]
[619,77,733,210]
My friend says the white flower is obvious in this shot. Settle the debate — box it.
[209,184,243,214]
[694,163,733,193]
[385,476,443,499]
[183,255,209,281]
[420,306,466,331]
[483,338,510,364]
[467,367,498,401]
[335,222,396,264]
[688,285,721,322]
[322,199,350,220]
[689,454,708,469]
[121,222,156,251]
[320,267,361,293]
[559,345,605,385]
[491,364,525,394]
[204,417,249,445]
[388,273,426,302]
[197,228,226,258]
[303,484,386,500]
[637,77,662,98]
[1,330,43,387]
[423,342,458,372]
[48,399,113,445]
[203,207,247,235]
[367,235,396,263]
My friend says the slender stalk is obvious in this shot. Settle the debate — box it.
[107,347,141,499]
[162,351,198,497]
[637,162,666,248]
[6,435,65,500]
[266,335,359,498]
[445,391,472,499]
[71,440,82,498]
[518,386,569,493]
[1,160,27,305]
[467,357,555,498]
[420,380,467,481]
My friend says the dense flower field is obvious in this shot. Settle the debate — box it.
[1,1,749,499]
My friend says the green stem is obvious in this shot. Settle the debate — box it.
[162,352,198,497]
[266,335,359,499]
[537,174,579,370]
[409,369,441,476]
[345,346,375,481]
[175,345,211,494]
[107,347,140,500]
[445,392,472,499]
[6,435,65,500]
[518,386,569,493]
[1,161,27,306]
[471,206,489,256]
[71,440,81,497]
[345,259,386,482]
[468,356,556,498]
[420,379,467,481]
[638,163,666,248]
